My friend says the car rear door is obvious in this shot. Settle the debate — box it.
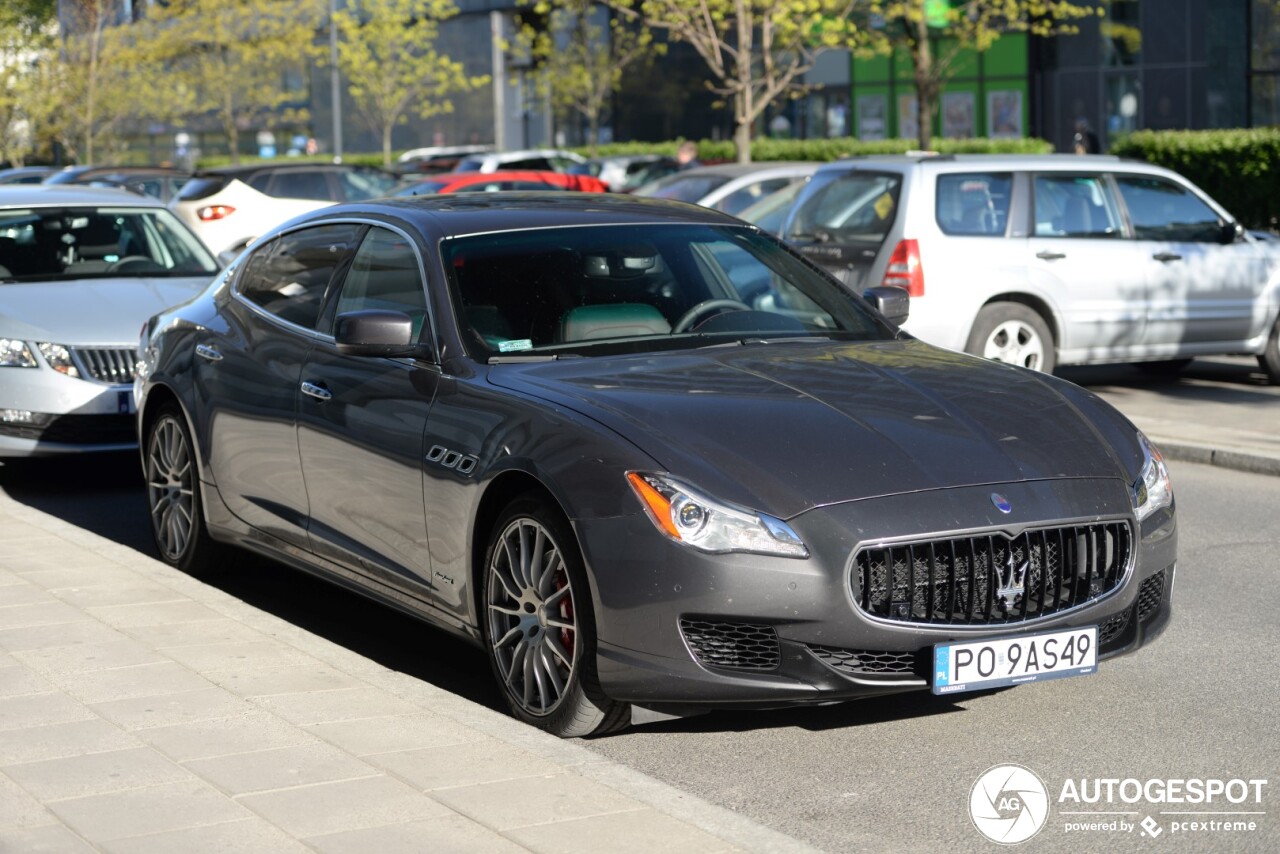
[296,224,440,595]
[1026,172,1148,355]
[1112,172,1269,349]
[199,222,362,548]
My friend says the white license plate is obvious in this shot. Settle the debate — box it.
[933,626,1097,695]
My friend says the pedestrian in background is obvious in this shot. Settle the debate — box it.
[1073,118,1101,154]
[676,140,700,170]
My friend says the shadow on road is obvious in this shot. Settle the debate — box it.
[1060,355,1277,406]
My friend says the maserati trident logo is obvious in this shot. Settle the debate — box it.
[996,547,1028,607]
[991,492,1012,514]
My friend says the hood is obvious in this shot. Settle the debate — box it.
[0,276,211,344]
[489,339,1135,519]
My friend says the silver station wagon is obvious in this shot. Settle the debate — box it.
[782,154,1280,381]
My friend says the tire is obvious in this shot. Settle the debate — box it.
[481,496,629,737]
[1260,315,1280,385]
[965,303,1056,374]
[143,403,228,577]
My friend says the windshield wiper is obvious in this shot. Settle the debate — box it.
[487,352,583,364]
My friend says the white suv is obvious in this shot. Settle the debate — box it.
[781,154,1280,382]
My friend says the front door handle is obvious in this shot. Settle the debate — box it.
[1152,252,1183,262]
[1035,250,1066,260]
[300,380,332,402]
[195,343,222,362]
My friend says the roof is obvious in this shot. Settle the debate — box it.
[816,153,1138,172]
[0,184,169,207]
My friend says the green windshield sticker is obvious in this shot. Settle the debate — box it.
[498,339,534,353]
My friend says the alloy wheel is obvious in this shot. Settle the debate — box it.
[486,517,579,717]
[983,319,1045,370]
[146,415,195,561]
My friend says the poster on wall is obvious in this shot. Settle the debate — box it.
[942,92,975,138]
[857,94,887,140]
[988,90,1023,138]
[898,94,918,141]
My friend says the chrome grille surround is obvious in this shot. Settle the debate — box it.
[70,347,137,385]
[852,520,1133,627]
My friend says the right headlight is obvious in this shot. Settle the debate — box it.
[0,339,37,368]
[35,343,79,378]
[1131,431,1173,522]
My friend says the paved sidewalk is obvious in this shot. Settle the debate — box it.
[0,492,817,854]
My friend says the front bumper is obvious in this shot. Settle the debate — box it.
[1,367,136,456]
[579,478,1177,708]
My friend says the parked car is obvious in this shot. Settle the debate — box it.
[45,165,192,203]
[0,166,57,185]
[781,153,1280,381]
[395,144,493,175]
[632,162,817,216]
[169,163,399,258]
[567,154,679,192]
[736,180,808,235]
[394,170,609,196]
[0,185,220,456]
[453,149,586,174]
[136,192,1175,737]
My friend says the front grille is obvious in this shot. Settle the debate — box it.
[1136,570,1166,622]
[71,347,136,384]
[808,645,918,676]
[854,521,1131,626]
[1098,612,1130,646]
[679,618,779,671]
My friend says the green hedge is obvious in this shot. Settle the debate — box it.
[1109,128,1280,230]
[577,136,1053,162]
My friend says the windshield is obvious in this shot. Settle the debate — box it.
[443,224,893,361]
[0,206,219,281]
[785,171,902,244]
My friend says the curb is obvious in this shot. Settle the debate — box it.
[1151,440,1280,479]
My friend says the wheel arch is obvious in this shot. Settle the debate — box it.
[980,292,1061,349]
[139,383,211,486]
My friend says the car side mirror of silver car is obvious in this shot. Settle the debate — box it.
[862,285,910,326]
[1219,221,1244,245]
[334,310,426,359]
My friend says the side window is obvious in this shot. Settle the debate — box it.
[1033,175,1122,238]
[1114,176,1222,242]
[267,170,333,201]
[504,157,553,171]
[236,223,361,328]
[714,177,796,216]
[935,173,1012,236]
[331,227,428,340]
[337,169,397,201]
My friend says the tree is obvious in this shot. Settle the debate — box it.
[854,1,1097,151]
[134,0,326,164]
[513,2,661,156]
[331,0,487,168]
[606,1,857,163]
[0,3,57,165]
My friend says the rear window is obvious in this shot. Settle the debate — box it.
[935,173,1012,236]
[175,176,230,202]
[785,171,901,244]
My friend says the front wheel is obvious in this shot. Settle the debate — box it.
[481,496,629,737]
[1260,315,1280,385]
[144,404,228,577]
[965,303,1056,373]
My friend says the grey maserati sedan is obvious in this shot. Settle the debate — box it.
[135,193,1176,737]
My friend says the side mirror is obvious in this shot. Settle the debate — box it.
[1219,221,1244,245]
[334,310,421,358]
[862,285,910,326]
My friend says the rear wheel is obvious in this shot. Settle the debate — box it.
[144,404,228,577]
[481,496,628,737]
[1260,315,1280,385]
[966,303,1056,373]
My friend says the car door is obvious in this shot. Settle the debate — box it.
[1112,173,1268,348]
[296,224,440,594]
[199,223,362,548]
[1026,173,1148,355]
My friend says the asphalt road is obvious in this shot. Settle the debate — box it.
[1,364,1276,853]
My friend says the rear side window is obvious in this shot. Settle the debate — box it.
[786,171,901,243]
[1114,176,1222,242]
[935,173,1012,236]
[174,176,229,202]
[1033,175,1123,238]
[236,223,362,327]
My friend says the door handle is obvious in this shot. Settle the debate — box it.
[195,343,222,362]
[1035,250,1066,261]
[300,380,332,402]
[1152,252,1183,262]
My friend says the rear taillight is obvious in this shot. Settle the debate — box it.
[197,205,236,221]
[881,238,924,297]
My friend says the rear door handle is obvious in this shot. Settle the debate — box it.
[1035,250,1066,261]
[300,380,332,402]
[195,343,222,362]
[1153,252,1183,262]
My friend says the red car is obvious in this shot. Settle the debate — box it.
[394,170,609,197]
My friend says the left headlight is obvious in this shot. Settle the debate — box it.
[0,339,37,368]
[626,472,809,558]
[1132,432,1173,522]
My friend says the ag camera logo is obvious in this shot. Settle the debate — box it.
[970,764,1050,844]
